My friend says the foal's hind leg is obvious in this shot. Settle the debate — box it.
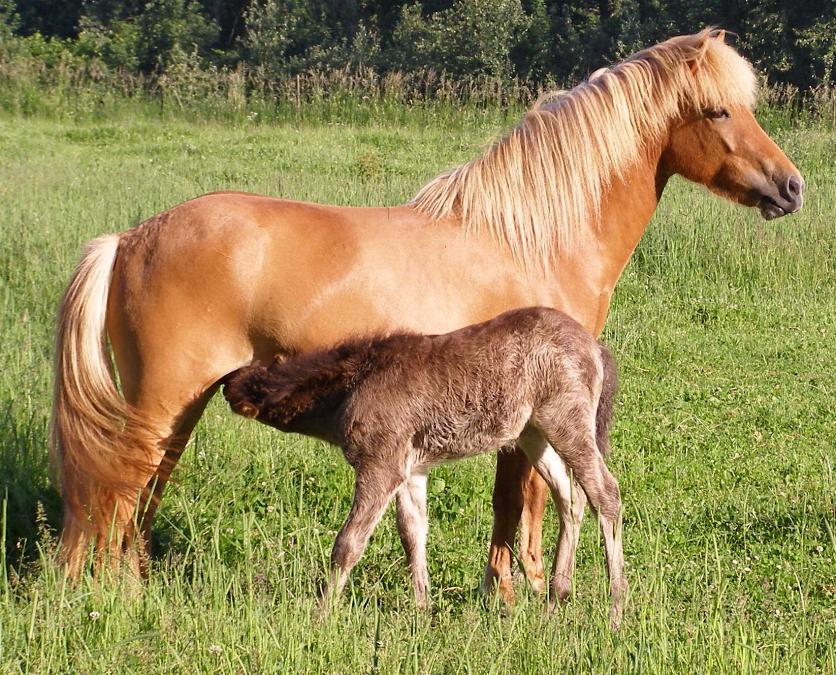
[396,472,430,608]
[325,464,403,606]
[533,413,626,628]
[517,430,586,605]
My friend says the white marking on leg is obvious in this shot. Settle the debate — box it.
[397,472,430,608]
[518,437,585,607]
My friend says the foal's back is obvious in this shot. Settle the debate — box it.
[343,307,604,463]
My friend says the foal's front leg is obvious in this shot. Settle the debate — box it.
[396,472,430,608]
[324,465,402,608]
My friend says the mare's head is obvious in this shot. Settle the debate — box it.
[659,31,803,219]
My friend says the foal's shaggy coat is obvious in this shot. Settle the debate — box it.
[224,307,626,623]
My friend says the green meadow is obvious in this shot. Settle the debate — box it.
[0,106,833,672]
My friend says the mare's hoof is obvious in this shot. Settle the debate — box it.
[480,573,516,610]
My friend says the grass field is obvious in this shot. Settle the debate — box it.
[0,107,834,673]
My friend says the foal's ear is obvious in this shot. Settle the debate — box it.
[230,399,260,419]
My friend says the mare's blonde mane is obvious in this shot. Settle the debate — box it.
[411,30,757,268]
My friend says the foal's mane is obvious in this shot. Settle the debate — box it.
[411,29,757,269]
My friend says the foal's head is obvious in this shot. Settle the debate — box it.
[223,337,401,432]
[660,31,803,219]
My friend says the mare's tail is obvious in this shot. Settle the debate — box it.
[595,342,619,456]
[51,235,155,576]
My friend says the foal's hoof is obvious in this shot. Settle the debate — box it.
[549,576,573,607]
[609,603,624,631]
[608,578,628,631]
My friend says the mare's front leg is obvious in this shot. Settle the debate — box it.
[395,472,430,608]
[483,448,527,603]
[484,443,567,603]
[324,464,403,609]
[518,466,550,594]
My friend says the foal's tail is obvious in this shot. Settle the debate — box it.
[51,235,155,574]
[595,342,619,456]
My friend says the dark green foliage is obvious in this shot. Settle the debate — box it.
[75,0,219,71]
[0,0,834,89]
[242,0,382,76]
[383,0,531,79]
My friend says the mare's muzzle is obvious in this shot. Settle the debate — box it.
[759,173,804,220]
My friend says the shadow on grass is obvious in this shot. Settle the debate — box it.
[0,397,62,571]
[690,501,835,551]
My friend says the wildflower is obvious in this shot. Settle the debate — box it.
[266,505,275,514]
[89,611,101,620]
[208,644,222,655]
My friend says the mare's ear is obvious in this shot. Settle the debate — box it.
[713,29,727,43]
[687,29,716,76]
[589,67,607,82]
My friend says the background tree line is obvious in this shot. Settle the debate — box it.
[1,0,833,91]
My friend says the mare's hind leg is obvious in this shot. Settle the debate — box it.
[112,352,245,576]
[396,472,430,608]
[325,465,403,607]
[137,385,219,571]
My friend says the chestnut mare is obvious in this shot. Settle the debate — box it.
[52,31,804,599]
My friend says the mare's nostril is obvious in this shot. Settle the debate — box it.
[785,175,803,199]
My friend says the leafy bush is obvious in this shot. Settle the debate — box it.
[386,0,530,80]
[75,0,218,72]
[1,0,834,106]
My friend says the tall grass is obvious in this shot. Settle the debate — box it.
[0,106,833,672]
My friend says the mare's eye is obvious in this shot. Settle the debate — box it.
[706,107,730,119]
